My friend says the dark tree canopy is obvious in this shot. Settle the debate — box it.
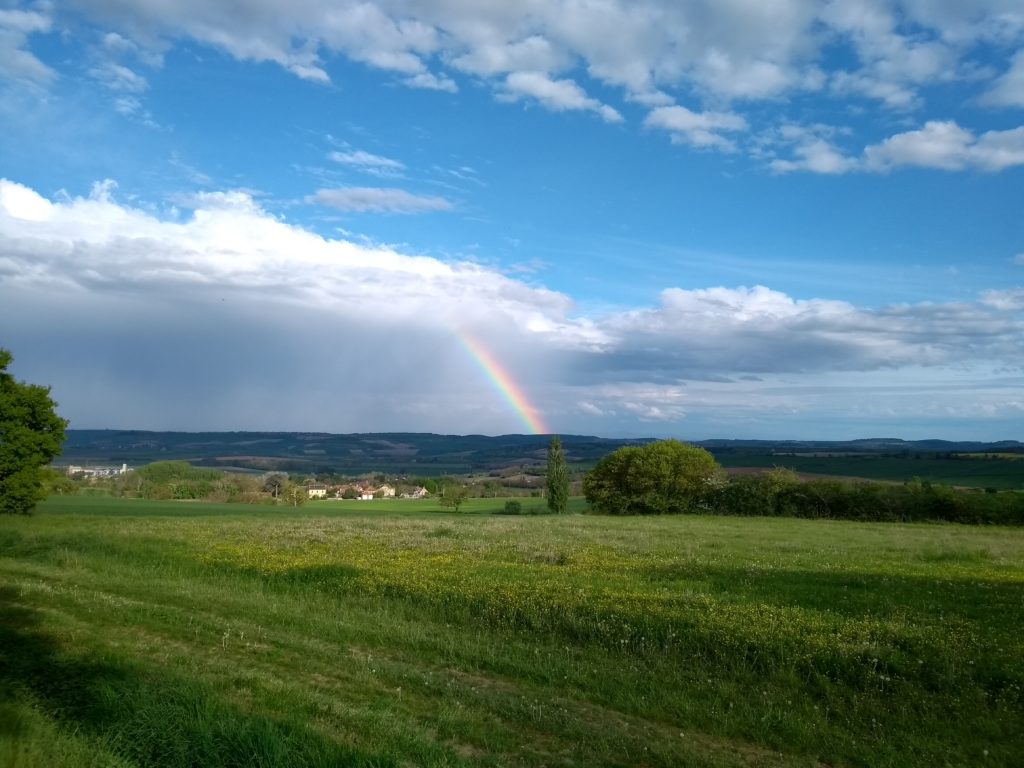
[0,349,68,514]
[582,439,721,515]
[545,436,570,514]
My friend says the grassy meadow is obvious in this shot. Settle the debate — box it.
[1,496,1022,767]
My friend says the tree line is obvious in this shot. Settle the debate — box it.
[2,344,1019,524]
[584,439,1024,525]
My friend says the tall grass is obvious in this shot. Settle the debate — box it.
[1,497,1022,767]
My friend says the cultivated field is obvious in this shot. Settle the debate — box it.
[2,497,1022,767]
[716,454,1024,489]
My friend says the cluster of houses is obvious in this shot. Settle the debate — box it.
[65,463,131,479]
[305,482,429,500]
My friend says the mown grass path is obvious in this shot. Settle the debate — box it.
[2,497,1022,767]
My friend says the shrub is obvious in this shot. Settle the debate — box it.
[583,440,722,515]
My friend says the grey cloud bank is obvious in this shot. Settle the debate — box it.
[1,178,1022,439]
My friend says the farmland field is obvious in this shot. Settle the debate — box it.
[716,453,1024,489]
[2,497,1022,767]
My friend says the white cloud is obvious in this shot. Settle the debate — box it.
[88,61,148,92]
[982,51,1024,107]
[2,178,1023,433]
[451,35,566,78]
[693,51,807,100]
[310,187,453,213]
[10,0,1021,159]
[403,71,457,92]
[0,179,53,221]
[583,285,1024,383]
[623,399,686,422]
[644,105,747,150]
[863,121,1024,172]
[831,71,918,110]
[981,288,1024,311]
[502,71,623,123]
[771,138,856,174]
[0,7,54,85]
[772,120,1024,174]
[329,149,406,177]
[0,177,577,432]
[822,1,960,110]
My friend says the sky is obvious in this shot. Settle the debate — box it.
[0,1,1022,440]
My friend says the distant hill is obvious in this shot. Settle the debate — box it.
[58,430,1023,476]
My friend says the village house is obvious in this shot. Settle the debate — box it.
[306,484,328,499]
[66,463,130,478]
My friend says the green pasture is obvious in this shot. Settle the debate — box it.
[2,497,1022,767]
[717,453,1024,489]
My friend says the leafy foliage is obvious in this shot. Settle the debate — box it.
[706,472,1024,524]
[126,461,223,500]
[438,486,468,512]
[545,436,569,514]
[583,439,722,515]
[0,349,67,514]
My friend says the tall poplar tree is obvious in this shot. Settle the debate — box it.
[545,436,569,514]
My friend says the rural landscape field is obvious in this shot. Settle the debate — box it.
[2,495,1022,767]
[4,2,1024,767]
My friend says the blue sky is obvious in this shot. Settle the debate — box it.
[1,0,1022,439]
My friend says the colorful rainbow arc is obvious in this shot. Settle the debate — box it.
[457,331,549,435]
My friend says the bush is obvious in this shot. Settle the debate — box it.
[503,499,523,515]
[583,440,722,515]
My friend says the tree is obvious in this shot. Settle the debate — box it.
[439,485,468,513]
[281,482,307,507]
[0,349,68,514]
[583,439,721,515]
[545,436,570,514]
[263,473,287,499]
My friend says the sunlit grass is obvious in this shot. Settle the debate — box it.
[1,497,1022,767]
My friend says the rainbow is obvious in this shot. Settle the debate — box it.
[457,331,549,435]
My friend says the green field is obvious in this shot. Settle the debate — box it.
[716,453,1024,489]
[2,497,1022,767]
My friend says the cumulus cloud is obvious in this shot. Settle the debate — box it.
[644,104,747,150]
[863,121,1024,172]
[5,3,907,125]
[981,288,1024,311]
[770,138,856,174]
[403,71,457,92]
[2,178,1023,433]
[450,35,566,78]
[0,7,55,85]
[980,50,1024,107]
[768,120,1024,174]
[501,71,623,123]
[7,0,1023,170]
[309,187,453,213]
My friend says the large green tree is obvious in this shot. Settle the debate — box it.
[0,349,68,514]
[545,436,570,514]
[583,439,721,515]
